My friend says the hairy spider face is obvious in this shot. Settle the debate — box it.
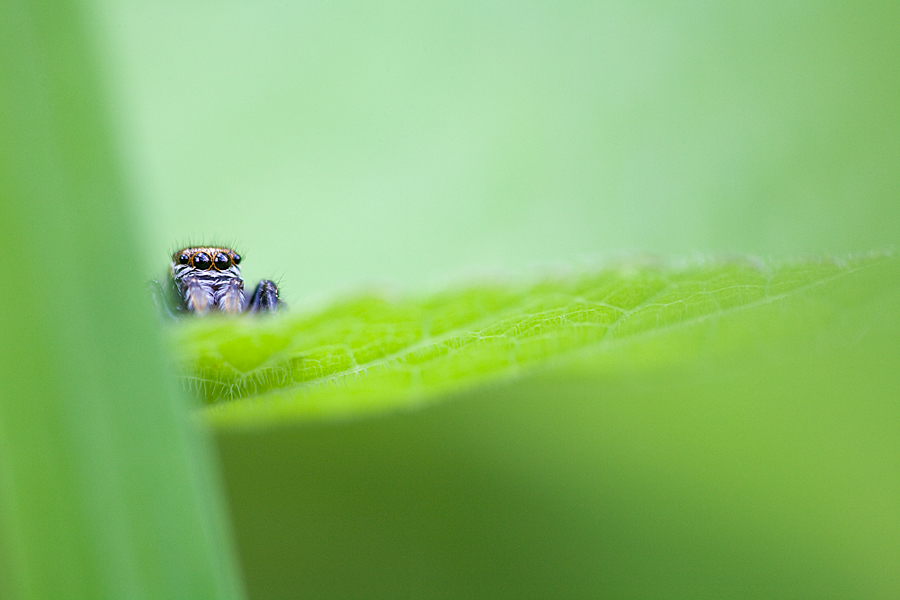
[167,246,280,315]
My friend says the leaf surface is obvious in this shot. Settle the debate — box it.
[168,252,896,427]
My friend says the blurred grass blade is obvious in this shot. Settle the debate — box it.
[0,1,245,598]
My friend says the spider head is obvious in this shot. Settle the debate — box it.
[170,246,245,314]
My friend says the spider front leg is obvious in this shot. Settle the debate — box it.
[150,278,182,318]
[215,277,245,314]
[179,273,215,314]
[246,279,281,313]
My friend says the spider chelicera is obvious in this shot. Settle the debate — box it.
[153,246,281,316]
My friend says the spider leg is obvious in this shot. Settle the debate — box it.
[149,278,181,319]
[180,274,214,314]
[247,279,281,313]
[215,278,245,314]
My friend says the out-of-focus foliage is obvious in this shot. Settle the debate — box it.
[0,1,244,598]
[97,2,900,299]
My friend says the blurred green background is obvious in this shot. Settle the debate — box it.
[93,1,899,300]
[82,1,899,598]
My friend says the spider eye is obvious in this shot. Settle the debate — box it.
[192,252,212,270]
[178,253,190,265]
[232,253,241,265]
[214,252,231,270]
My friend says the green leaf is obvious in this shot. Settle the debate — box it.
[213,251,900,598]
[170,252,896,427]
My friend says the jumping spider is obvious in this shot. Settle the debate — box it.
[153,246,281,316]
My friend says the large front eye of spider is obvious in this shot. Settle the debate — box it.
[192,252,212,270]
[214,252,231,271]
